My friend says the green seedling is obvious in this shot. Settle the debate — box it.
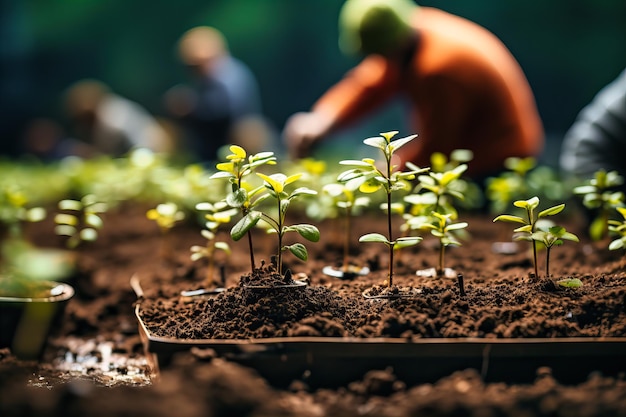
[55,194,107,249]
[0,184,46,242]
[530,225,579,279]
[254,172,320,274]
[574,169,624,241]
[0,185,48,287]
[210,145,277,274]
[408,161,468,219]
[338,131,428,287]
[608,206,626,269]
[428,150,483,210]
[430,149,474,173]
[486,157,536,214]
[191,201,236,287]
[146,202,185,260]
[290,158,335,221]
[417,211,468,278]
[493,196,565,280]
[322,182,370,276]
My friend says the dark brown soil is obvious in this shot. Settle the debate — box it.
[138,208,626,341]
[2,204,626,416]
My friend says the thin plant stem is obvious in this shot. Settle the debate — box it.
[545,247,551,279]
[205,244,215,287]
[386,154,394,287]
[527,208,539,279]
[387,190,394,287]
[343,206,352,271]
[237,175,256,274]
[438,242,445,276]
[247,230,255,273]
[276,196,284,274]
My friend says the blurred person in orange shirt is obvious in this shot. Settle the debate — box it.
[283,0,544,181]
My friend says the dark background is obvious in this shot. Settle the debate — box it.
[2,0,625,166]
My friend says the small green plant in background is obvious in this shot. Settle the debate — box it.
[417,212,468,278]
[427,149,483,211]
[486,157,537,214]
[493,196,566,280]
[55,194,108,249]
[530,225,579,280]
[608,207,626,268]
[0,185,54,294]
[284,157,338,221]
[337,131,428,288]
[573,169,625,241]
[408,161,467,218]
[402,152,471,276]
[254,172,320,274]
[146,202,185,261]
[0,184,46,241]
[190,201,236,288]
[210,145,277,274]
[321,182,370,277]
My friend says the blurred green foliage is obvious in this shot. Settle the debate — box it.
[4,0,626,164]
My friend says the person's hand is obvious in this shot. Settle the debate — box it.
[282,111,333,159]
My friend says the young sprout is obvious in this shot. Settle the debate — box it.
[608,207,626,268]
[409,161,467,218]
[573,169,624,241]
[419,212,468,278]
[254,172,320,274]
[427,149,483,211]
[55,194,107,249]
[493,196,565,280]
[322,182,370,277]
[210,145,277,274]
[191,201,236,288]
[146,202,185,260]
[338,131,428,288]
[530,225,579,279]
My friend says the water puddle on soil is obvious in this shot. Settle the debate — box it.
[28,337,153,388]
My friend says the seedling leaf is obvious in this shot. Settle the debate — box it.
[359,233,390,244]
[493,215,526,224]
[538,204,565,218]
[231,211,261,241]
[394,236,422,249]
[287,243,308,261]
[286,224,320,242]
[363,136,388,150]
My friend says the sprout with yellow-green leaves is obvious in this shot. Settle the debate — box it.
[530,225,579,280]
[254,172,320,274]
[322,182,370,277]
[418,211,468,278]
[146,202,185,260]
[338,131,428,288]
[191,201,236,288]
[608,207,626,269]
[55,194,107,249]
[410,159,468,218]
[573,169,624,241]
[1,184,46,241]
[493,196,569,280]
[209,145,277,274]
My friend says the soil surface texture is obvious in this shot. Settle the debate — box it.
[2,205,626,417]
